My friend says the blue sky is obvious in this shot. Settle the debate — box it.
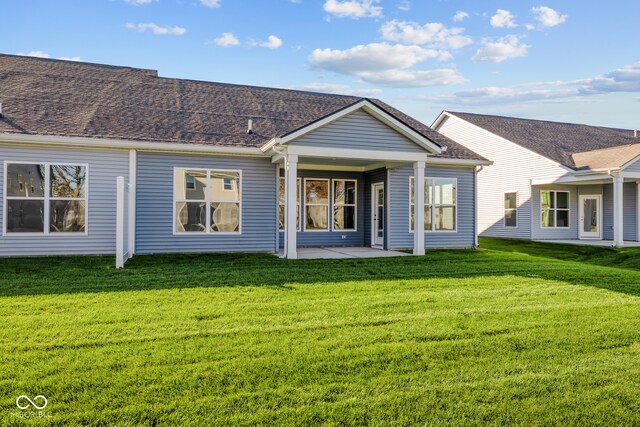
[3,0,639,128]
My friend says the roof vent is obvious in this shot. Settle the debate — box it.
[635,129,638,138]
[247,119,253,134]
[0,102,3,118]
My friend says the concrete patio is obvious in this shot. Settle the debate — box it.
[533,240,640,247]
[280,247,411,259]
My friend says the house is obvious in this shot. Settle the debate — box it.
[433,111,640,246]
[0,54,489,263]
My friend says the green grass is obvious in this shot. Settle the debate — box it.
[2,238,640,426]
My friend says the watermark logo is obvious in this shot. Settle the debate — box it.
[16,395,48,410]
[10,395,52,419]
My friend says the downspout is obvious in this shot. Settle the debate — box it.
[474,165,483,248]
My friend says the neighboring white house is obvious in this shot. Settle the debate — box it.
[433,111,640,246]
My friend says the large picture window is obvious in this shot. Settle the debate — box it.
[304,178,329,231]
[504,192,518,228]
[174,168,241,234]
[4,162,87,234]
[333,179,357,231]
[541,190,569,228]
[410,177,457,232]
[278,177,301,231]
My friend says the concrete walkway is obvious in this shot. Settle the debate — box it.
[281,247,411,259]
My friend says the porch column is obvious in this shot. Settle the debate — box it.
[413,161,425,255]
[637,180,640,242]
[284,154,298,259]
[613,175,624,246]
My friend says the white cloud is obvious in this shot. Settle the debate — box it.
[452,11,469,22]
[285,82,383,97]
[309,42,449,74]
[124,0,156,5]
[490,9,517,28]
[211,32,239,47]
[291,0,302,3]
[126,22,186,36]
[308,42,463,87]
[199,0,221,8]
[250,35,283,49]
[357,69,466,87]
[380,20,472,49]
[398,1,410,12]
[525,24,536,30]
[323,0,383,19]
[423,62,640,106]
[16,50,50,58]
[472,35,529,62]
[531,6,567,27]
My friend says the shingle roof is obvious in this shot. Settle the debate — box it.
[448,111,638,169]
[0,54,484,161]
[572,143,640,171]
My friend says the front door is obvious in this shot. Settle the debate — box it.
[579,195,602,239]
[372,183,384,247]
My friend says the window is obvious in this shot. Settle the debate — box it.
[410,177,457,232]
[4,162,87,234]
[504,192,518,227]
[278,177,301,231]
[333,179,357,231]
[174,168,241,234]
[304,179,329,231]
[541,190,569,228]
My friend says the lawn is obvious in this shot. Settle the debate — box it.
[2,238,640,426]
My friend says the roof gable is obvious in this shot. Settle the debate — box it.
[446,111,638,169]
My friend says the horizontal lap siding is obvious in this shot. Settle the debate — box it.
[279,170,365,247]
[602,183,637,241]
[0,144,128,256]
[136,153,276,254]
[292,110,426,153]
[388,165,475,249]
[436,115,570,240]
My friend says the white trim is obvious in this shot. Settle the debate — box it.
[613,175,624,246]
[413,162,425,255]
[503,191,518,228]
[532,172,613,186]
[264,100,442,154]
[128,150,136,255]
[303,178,330,232]
[116,176,125,268]
[433,111,573,173]
[539,190,570,229]
[172,167,242,236]
[426,157,492,167]
[578,194,603,240]
[0,133,266,157]
[286,145,430,163]
[3,160,89,236]
[331,179,357,232]
[409,176,459,234]
[278,176,301,232]
[371,182,385,247]
[284,155,298,258]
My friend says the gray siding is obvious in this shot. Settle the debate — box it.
[292,109,427,153]
[136,152,276,254]
[279,170,365,247]
[622,157,640,174]
[436,114,571,240]
[387,165,476,249]
[0,144,129,256]
[602,183,637,241]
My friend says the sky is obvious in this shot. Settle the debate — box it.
[3,0,639,129]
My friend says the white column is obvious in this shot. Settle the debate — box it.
[116,176,126,268]
[284,154,298,259]
[413,161,425,255]
[637,181,640,242]
[128,149,137,257]
[613,175,624,246]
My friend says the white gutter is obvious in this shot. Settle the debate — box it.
[0,133,267,157]
[426,157,492,167]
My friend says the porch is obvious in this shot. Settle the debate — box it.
[533,239,640,247]
[279,246,411,259]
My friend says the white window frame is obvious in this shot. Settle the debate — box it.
[303,178,330,232]
[172,167,242,235]
[409,176,458,233]
[504,191,518,228]
[331,179,357,232]
[278,177,301,232]
[3,160,89,236]
[540,190,570,229]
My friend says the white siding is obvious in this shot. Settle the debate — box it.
[0,143,129,256]
[292,109,427,153]
[435,114,571,240]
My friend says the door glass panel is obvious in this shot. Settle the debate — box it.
[583,198,598,233]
